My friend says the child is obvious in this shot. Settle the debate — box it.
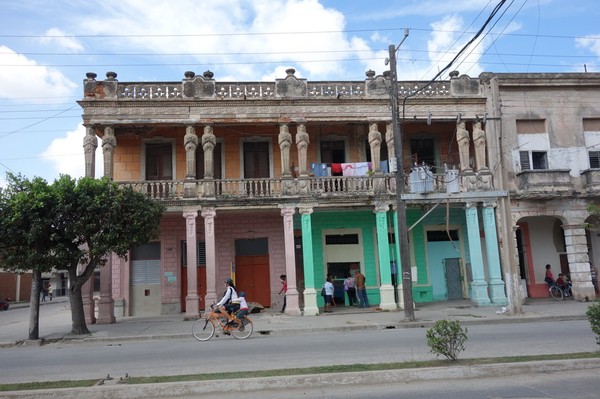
[234,291,249,321]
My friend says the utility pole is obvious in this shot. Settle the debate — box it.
[388,29,414,321]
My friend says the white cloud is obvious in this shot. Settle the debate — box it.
[76,0,374,80]
[0,45,77,103]
[41,124,101,179]
[39,28,84,53]
[576,35,600,55]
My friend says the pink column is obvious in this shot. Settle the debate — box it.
[202,208,218,313]
[96,255,116,324]
[281,207,301,315]
[183,210,200,317]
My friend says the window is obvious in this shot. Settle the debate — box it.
[589,151,600,169]
[181,241,206,266]
[410,138,436,171]
[325,234,359,245]
[145,142,173,180]
[519,150,548,170]
[243,141,270,178]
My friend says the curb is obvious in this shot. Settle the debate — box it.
[3,358,599,398]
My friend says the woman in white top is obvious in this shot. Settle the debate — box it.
[215,278,238,322]
[323,277,335,313]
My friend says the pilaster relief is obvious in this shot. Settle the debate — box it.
[184,126,198,179]
[457,121,471,173]
[201,125,216,179]
[369,123,383,174]
[473,122,488,172]
[83,125,98,178]
[295,124,309,177]
[385,123,395,159]
[279,124,292,177]
[102,126,116,178]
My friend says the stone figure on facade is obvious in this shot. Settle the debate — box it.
[473,121,488,171]
[295,124,310,176]
[385,123,395,159]
[457,122,471,172]
[102,126,116,178]
[202,125,216,179]
[184,126,198,179]
[83,126,98,178]
[368,123,382,173]
[279,124,292,177]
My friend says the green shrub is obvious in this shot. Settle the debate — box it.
[586,300,600,346]
[426,319,468,361]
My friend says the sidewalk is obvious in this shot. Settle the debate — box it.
[0,296,594,346]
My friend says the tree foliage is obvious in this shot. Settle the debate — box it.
[0,173,165,336]
[586,300,600,346]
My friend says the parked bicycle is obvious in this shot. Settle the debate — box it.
[549,282,572,301]
[192,304,253,341]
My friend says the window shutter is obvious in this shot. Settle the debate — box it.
[590,151,600,169]
[519,151,531,170]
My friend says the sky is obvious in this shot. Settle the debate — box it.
[1,0,599,187]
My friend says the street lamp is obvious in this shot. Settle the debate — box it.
[387,29,415,321]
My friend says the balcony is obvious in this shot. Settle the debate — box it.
[117,170,486,206]
[515,169,573,197]
[581,169,600,193]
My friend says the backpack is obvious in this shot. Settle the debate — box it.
[321,287,326,296]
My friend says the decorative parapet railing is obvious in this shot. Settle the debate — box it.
[82,69,468,101]
[117,172,484,202]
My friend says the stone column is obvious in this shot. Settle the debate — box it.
[83,125,98,178]
[482,202,508,305]
[96,254,116,324]
[473,122,488,172]
[369,123,382,174]
[201,207,219,310]
[102,126,116,179]
[281,207,301,315]
[374,202,395,310]
[465,202,491,306]
[295,124,310,177]
[563,224,596,300]
[184,126,198,179]
[202,125,216,179]
[300,207,318,315]
[183,210,200,318]
[279,124,292,177]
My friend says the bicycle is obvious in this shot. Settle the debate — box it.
[549,282,572,301]
[192,305,253,341]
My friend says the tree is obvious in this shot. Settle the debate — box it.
[0,174,61,339]
[0,174,165,337]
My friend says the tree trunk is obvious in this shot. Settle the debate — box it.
[69,268,91,335]
[28,270,42,340]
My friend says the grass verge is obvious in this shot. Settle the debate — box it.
[1,351,599,392]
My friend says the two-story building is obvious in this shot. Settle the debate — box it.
[77,68,537,322]
[481,73,600,301]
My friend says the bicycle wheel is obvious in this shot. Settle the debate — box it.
[549,285,563,301]
[192,318,215,341]
[231,317,253,340]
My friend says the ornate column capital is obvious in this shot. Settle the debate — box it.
[299,206,313,215]
[482,200,497,208]
[200,207,216,219]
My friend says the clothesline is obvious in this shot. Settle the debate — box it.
[311,161,391,177]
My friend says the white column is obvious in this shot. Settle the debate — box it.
[281,207,301,315]
[183,210,200,317]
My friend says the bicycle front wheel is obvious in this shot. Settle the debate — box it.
[231,317,253,340]
[549,285,563,301]
[192,318,216,341]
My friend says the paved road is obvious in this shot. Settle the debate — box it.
[0,319,596,384]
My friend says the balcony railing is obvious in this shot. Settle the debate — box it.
[118,171,478,202]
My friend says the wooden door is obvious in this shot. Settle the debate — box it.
[235,255,271,306]
[181,266,206,312]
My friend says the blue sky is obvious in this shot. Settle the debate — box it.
[1,0,599,186]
